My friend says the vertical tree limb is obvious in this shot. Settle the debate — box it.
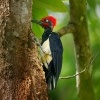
[0,0,48,100]
[69,0,95,100]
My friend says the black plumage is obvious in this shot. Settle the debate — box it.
[41,29,63,89]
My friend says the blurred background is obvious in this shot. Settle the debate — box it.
[32,0,100,100]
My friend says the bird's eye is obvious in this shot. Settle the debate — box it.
[45,19,49,22]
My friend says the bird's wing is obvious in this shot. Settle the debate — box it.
[49,32,63,81]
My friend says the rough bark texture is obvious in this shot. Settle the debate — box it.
[69,0,95,100]
[0,0,48,100]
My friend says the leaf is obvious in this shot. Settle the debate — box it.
[32,6,48,19]
[32,23,44,37]
[39,0,67,12]
[33,0,67,12]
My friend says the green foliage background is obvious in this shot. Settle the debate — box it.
[32,0,100,100]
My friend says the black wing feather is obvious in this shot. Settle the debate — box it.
[49,32,63,82]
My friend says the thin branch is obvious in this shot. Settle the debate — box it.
[60,52,97,79]
[60,68,86,79]
[57,22,75,37]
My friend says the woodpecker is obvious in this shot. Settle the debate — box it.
[32,16,63,90]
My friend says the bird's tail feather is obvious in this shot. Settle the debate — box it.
[47,75,57,90]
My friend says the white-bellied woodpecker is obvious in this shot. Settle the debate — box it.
[32,16,63,90]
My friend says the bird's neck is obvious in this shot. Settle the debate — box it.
[41,28,52,44]
[44,28,52,36]
[44,28,52,33]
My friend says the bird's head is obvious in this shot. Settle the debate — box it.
[32,16,56,30]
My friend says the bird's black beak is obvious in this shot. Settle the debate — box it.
[31,19,42,26]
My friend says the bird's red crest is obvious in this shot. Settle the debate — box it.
[40,16,56,28]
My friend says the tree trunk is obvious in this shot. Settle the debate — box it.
[0,0,48,100]
[69,0,95,100]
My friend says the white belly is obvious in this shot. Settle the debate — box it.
[42,38,51,55]
[42,38,52,64]
[44,54,52,64]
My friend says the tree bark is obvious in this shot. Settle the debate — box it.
[0,0,48,100]
[69,0,95,100]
